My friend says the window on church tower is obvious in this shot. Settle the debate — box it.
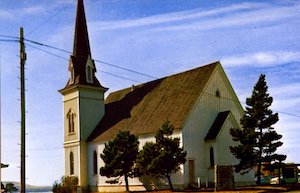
[69,60,75,85]
[86,57,94,83]
[70,152,74,175]
[93,151,98,175]
[67,110,75,134]
[87,66,92,82]
[210,147,215,168]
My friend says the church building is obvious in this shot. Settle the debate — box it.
[59,0,254,192]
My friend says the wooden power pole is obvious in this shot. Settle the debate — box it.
[20,27,26,193]
[0,41,2,193]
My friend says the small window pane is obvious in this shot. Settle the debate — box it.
[67,110,75,134]
[87,66,92,82]
[210,147,215,167]
[93,151,98,175]
[70,152,74,175]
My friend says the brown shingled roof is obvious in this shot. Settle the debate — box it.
[88,62,220,142]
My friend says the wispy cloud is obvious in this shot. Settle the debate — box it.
[221,51,300,67]
[0,6,46,20]
[270,83,300,111]
[96,2,266,30]
[156,2,300,32]
[92,1,300,32]
[270,83,300,96]
[0,9,13,19]
[21,6,45,15]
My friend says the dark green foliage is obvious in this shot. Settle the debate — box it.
[230,74,286,184]
[100,130,139,191]
[52,176,78,193]
[1,182,4,191]
[137,121,187,191]
[4,183,18,193]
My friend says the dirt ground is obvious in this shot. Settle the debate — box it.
[132,186,300,193]
[94,185,300,193]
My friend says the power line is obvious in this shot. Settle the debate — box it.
[2,147,63,153]
[0,35,19,43]
[26,2,74,36]
[26,43,68,61]
[25,43,144,84]
[0,34,19,40]
[94,59,157,79]
[0,39,19,43]
[271,110,300,118]
[24,39,300,119]
[99,70,142,83]
[25,38,71,54]
[24,39,157,79]
[26,147,63,152]
[203,92,300,118]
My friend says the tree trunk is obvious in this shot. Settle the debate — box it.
[124,174,129,192]
[257,162,262,185]
[166,175,173,191]
[278,161,282,185]
[257,126,263,185]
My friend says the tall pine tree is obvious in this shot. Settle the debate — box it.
[137,121,186,191]
[230,74,285,184]
[100,131,139,191]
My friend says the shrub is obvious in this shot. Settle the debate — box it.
[52,176,78,193]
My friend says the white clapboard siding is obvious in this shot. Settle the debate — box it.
[87,64,255,190]
[181,65,254,186]
[88,131,184,188]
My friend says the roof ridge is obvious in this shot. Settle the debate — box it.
[163,61,219,79]
[107,61,220,97]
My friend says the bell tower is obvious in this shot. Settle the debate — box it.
[59,0,107,189]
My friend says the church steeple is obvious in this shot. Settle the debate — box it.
[63,0,106,90]
[59,1,107,189]
[73,0,90,61]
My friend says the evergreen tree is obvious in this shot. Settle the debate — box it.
[230,74,286,184]
[4,183,18,193]
[52,176,78,193]
[137,121,187,191]
[100,131,139,191]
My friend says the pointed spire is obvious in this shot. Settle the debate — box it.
[60,0,107,91]
[73,0,91,61]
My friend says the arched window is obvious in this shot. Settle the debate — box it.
[87,66,92,82]
[70,66,74,83]
[69,60,75,85]
[93,151,98,175]
[67,110,75,134]
[70,152,74,175]
[210,147,215,168]
[216,90,221,98]
[85,56,94,83]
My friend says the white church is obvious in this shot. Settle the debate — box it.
[59,0,255,192]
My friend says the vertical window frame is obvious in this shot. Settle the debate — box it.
[69,60,75,85]
[93,151,98,175]
[210,147,215,168]
[70,151,74,175]
[85,56,94,83]
[67,109,76,134]
[87,66,92,82]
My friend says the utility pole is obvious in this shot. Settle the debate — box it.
[0,44,2,193]
[20,27,26,193]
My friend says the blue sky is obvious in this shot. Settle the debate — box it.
[0,0,300,186]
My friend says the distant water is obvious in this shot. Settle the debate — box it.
[26,192,52,193]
